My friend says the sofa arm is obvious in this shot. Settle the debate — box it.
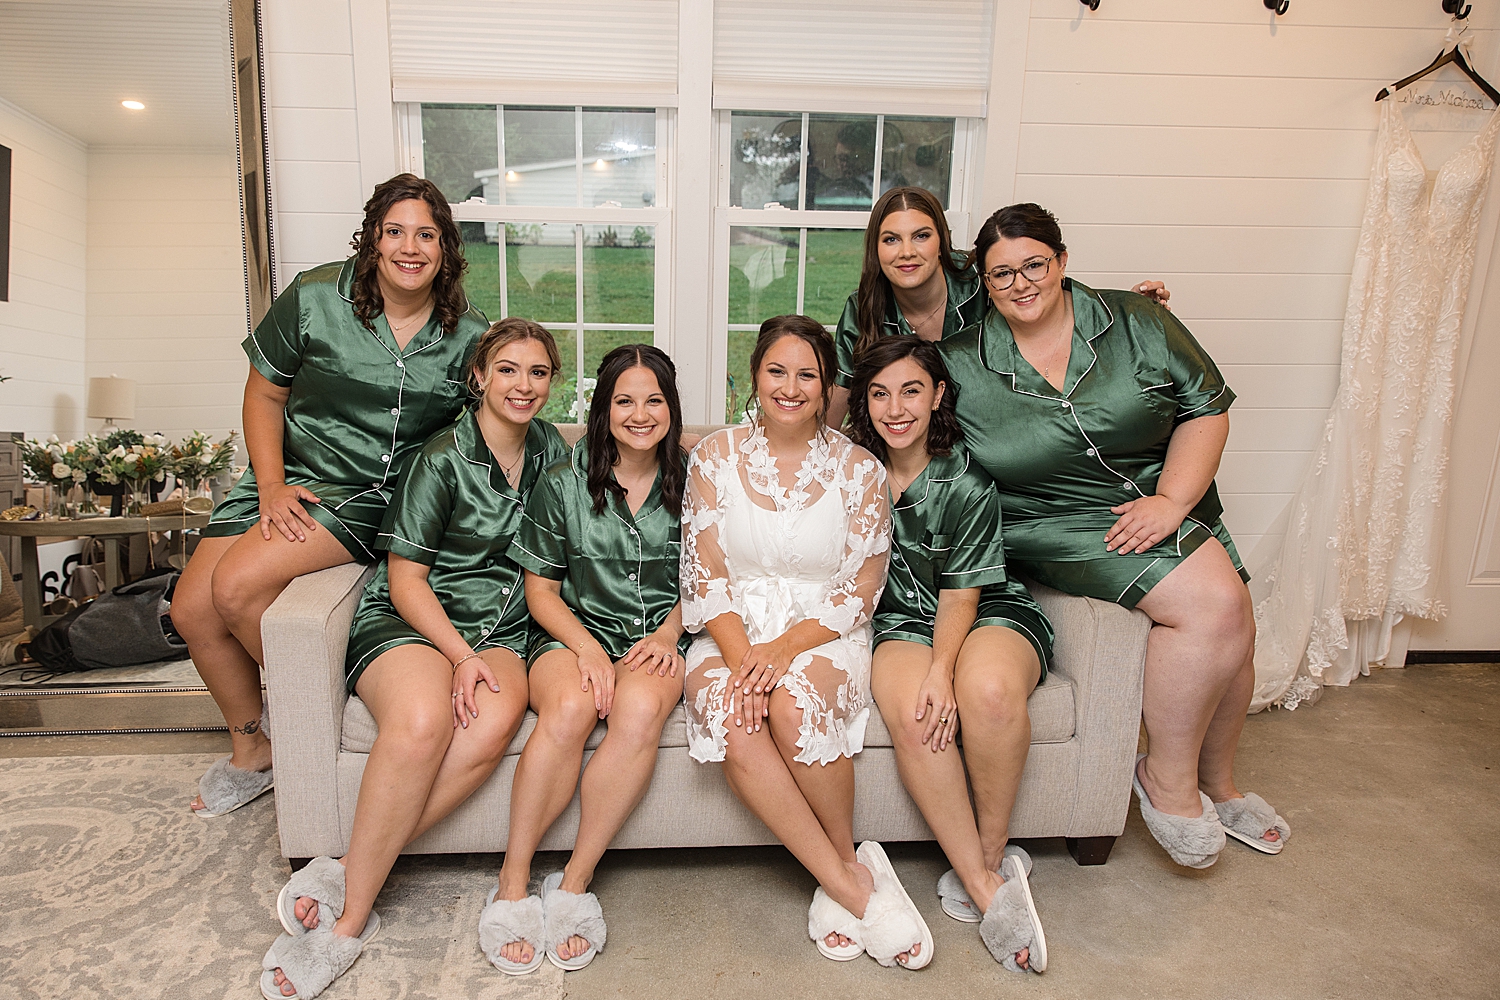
[262,561,375,859]
[1030,582,1151,838]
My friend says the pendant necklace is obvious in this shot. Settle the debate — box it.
[496,445,525,486]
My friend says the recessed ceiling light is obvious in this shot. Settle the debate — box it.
[121,100,145,110]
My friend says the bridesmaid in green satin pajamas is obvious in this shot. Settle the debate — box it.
[939,203,1287,870]
[825,186,1169,428]
[484,345,688,975]
[264,319,563,999]
[176,175,486,823]
[846,336,1051,973]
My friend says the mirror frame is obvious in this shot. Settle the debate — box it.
[230,0,275,328]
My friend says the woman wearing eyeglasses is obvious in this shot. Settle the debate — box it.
[825,186,1170,428]
[938,203,1289,870]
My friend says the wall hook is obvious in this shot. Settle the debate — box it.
[1264,0,1289,14]
[1443,0,1473,18]
[1080,0,1100,9]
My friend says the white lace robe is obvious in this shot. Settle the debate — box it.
[680,423,891,764]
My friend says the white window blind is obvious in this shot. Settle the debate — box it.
[388,0,680,106]
[713,0,992,117]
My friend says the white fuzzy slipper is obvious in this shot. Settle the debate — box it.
[1132,754,1226,869]
[855,841,933,970]
[276,857,344,936]
[478,880,546,975]
[540,871,605,971]
[936,844,1033,923]
[1215,793,1290,855]
[259,911,380,999]
[808,887,864,961]
[978,854,1047,973]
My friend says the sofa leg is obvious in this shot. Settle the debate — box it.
[288,857,312,872]
[1065,836,1116,866]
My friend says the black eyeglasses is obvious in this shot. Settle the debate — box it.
[983,254,1058,290]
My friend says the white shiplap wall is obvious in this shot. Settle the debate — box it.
[1009,0,1500,562]
[0,97,87,440]
[84,150,247,442]
[262,0,368,290]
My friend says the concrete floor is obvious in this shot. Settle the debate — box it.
[4,664,1497,998]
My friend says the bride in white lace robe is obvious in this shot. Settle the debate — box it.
[681,418,890,763]
[676,318,930,970]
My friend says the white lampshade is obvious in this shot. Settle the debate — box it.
[88,376,137,423]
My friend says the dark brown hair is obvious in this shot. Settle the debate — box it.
[348,173,469,335]
[585,344,686,518]
[972,202,1068,278]
[846,336,961,464]
[748,315,838,426]
[854,186,967,358]
[467,318,563,398]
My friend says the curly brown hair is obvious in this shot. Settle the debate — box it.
[846,335,961,464]
[348,173,470,335]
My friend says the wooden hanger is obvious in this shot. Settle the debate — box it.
[1377,29,1500,105]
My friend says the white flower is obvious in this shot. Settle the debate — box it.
[52,462,72,479]
[108,446,126,459]
[122,453,139,467]
[46,434,60,444]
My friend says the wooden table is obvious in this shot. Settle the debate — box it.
[0,513,210,631]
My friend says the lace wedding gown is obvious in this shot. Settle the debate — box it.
[1251,96,1500,710]
[680,422,891,764]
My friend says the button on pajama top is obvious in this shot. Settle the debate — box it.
[938,279,1247,609]
[343,413,568,689]
[875,443,1053,674]
[507,438,686,662]
[205,257,489,560]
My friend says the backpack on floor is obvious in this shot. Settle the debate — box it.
[29,570,189,673]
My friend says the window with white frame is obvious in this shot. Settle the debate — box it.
[403,103,670,423]
[715,110,976,422]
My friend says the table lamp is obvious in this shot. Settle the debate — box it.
[88,376,136,432]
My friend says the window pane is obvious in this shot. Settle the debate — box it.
[506,222,576,323]
[726,329,757,423]
[802,229,864,325]
[881,117,956,207]
[728,226,797,325]
[729,112,802,210]
[806,114,877,212]
[421,104,498,204]
[460,224,502,322]
[583,224,653,324]
[504,107,577,207]
[537,326,579,424]
[582,109,657,208]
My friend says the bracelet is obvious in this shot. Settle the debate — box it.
[451,651,481,672]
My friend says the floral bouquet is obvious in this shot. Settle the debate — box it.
[97,435,172,514]
[20,436,90,516]
[172,430,240,495]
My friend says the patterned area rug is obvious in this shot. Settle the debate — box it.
[0,754,565,999]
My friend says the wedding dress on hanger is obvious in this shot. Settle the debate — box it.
[1250,86,1500,711]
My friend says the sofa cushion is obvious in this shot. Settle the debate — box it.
[339,674,1074,755]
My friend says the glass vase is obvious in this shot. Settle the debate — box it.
[46,483,67,519]
[126,479,149,517]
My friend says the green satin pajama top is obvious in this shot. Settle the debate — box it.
[833,258,986,388]
[876,444,1054,668]
[938,279,1235,565]
[242,257,488,493]
[343,414,568,685]
[508,438,686,661]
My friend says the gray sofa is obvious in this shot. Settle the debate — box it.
[262,424,1152,867]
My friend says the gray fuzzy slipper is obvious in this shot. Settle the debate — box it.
[276,856,345,937]
[937,844,1033,923]
[1215,793,1290,855]
[194,755,274,818]
[258,912,380,1000]
[1132,754,1226,869]
[979,855,1047,973]
[479,881,546,975]
[541,871,606,971]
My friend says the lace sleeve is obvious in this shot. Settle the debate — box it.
[808,438,891,637]
[680,429,743,633]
